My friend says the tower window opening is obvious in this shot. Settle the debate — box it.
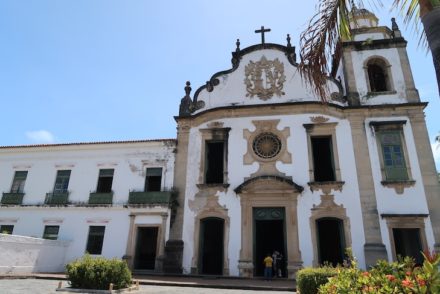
[367,59,390,92]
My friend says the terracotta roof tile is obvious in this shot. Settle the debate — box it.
[0,139,176,149]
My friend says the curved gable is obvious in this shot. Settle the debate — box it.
[190,44,344,115]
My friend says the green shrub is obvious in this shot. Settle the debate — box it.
[297,266,337,294]
[66,254,132,290]
[319,251,440,294]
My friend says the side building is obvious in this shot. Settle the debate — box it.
[0,139,176,273]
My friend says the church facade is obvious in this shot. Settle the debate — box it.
[1,10,439,278]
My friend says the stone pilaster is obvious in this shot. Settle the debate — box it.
[409,111,440,252]
[155,213,169,272]
[163,119,191,273]
[123,214,136,270]
[396,46,420,102]
[341,49,360,106]
[348,115,387,267]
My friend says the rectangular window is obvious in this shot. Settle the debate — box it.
[10,171,28,193]
[379,131,408,181]
[53,170,71,194]
[311,136,335,182]
[43,225,59,240]
[86,226,105,255]
[205,141,224,184]
[0,225,14,234]
[145,168,162,192]
[96,169,114,193]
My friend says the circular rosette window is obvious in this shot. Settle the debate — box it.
[252,132,282,159]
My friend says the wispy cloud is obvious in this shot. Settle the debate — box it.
[25,130,55,144]
[431,142,440,171]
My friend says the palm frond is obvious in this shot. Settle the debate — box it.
[299,0,346,101]
[299,0,366,101]
[392,0,434,52]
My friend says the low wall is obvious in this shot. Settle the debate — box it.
[0,234,70,274]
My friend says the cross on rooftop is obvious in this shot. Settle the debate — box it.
[255,26,271,44]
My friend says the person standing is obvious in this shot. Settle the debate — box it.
[276,252,283,277]
[272,251,279,278]
[263,253,273,281]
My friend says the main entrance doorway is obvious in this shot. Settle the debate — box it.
[253,207,286,277]
[134,227,158,270]
[316,218,345,266]
[199,217,224,275]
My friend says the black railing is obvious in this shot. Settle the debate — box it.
[45,192,69,205]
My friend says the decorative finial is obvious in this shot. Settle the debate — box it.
[235,39,240,52]
[391,17,401,38]
[184,81,191,96]
[285,34,296,63]
[255,26,271,45]
[351,0,357,10]
[179,81,193,116]
[391,17,399,30]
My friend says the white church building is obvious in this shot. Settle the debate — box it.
[1,9,440,278]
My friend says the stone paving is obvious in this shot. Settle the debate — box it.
[0,278,295,294]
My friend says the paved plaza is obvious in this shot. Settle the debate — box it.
[0,278,295,294]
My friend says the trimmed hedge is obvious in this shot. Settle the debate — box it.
[296,267,337,294]
[66,254,132,290]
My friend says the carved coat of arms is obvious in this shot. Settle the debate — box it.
[244,56,286,100]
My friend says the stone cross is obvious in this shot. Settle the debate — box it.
[255,26,271,44]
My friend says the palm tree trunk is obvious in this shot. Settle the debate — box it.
[421,6,440,96]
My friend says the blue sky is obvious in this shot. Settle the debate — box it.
[0,0,438,169]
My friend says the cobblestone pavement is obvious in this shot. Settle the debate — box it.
[0,279,295,294]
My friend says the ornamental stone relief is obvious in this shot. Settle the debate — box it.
[244,56,286,100]
[243,120,291,177]
[309,116,330,124]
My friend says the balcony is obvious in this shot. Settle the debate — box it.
[128,191,172,205]
[88,192,113,205]
[45,192,69,205]
[1,192,25,205]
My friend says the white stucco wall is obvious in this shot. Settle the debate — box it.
[0,234,70,273]
[350,48,408,104]
[354,32,388,41]
[193,48,344,114]
[0,140,175,269]
[181,114,368,274]
[0,206,170,267]
[365,117,436,259]
[0,141,175,205]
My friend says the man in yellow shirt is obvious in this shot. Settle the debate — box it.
[263,253,273,281]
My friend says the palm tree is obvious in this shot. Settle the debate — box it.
[299,0,440,101]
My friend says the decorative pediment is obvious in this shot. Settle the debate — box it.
[234,175,303,194]
[185,43,344,116]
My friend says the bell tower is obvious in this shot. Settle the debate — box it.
[340,7,419,106]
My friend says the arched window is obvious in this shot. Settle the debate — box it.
[366,58,391,92]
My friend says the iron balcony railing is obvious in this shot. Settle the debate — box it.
[1,192,25,205]
[88,191,114,205]
[128,191,172,205]
[45,191,69,205]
